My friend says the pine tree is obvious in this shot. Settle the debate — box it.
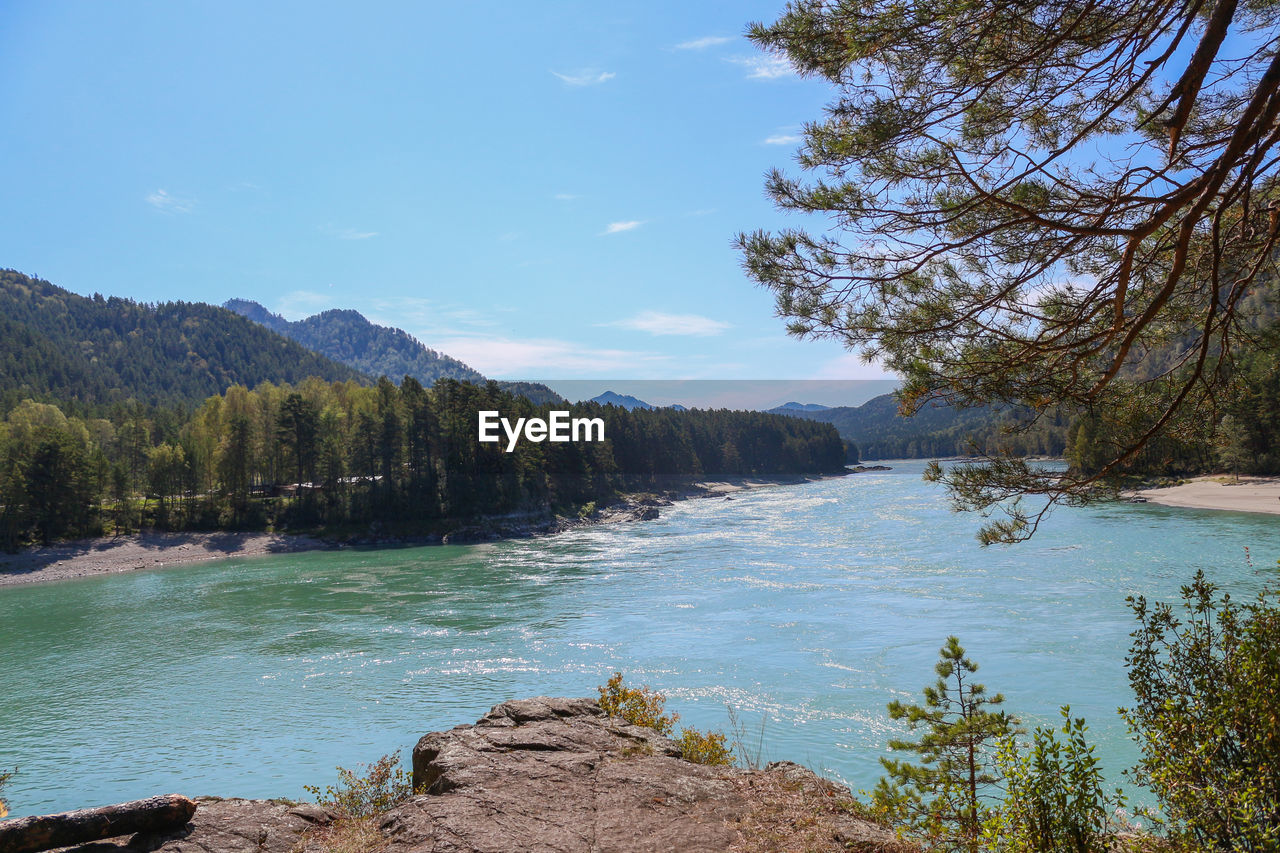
[1214,414,1253,483]
[873,637,1018,852]
[738,0,1280,542]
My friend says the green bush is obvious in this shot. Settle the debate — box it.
[597,671,679,736]
[676,728,733,766]
[1122,571,1280,851]
[982,708,1124,853]
[596,672,732,766]
[303,753,420,819]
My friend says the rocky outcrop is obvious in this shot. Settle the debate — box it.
[40,698,907,853]
[389,696,908,852]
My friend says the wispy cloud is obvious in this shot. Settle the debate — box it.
[764,133,801,145]
[813,351,897,380]
[726,54,795,80]
[553,192,580,201]
[604,310,730,337]
[675,35,734,50]
[145,189,195,214]
[319,224,378,240]
[684,208,717,217]
[425,333,671,376]
[602,220,644,235]
[275,290,333,320]
[367,296,499,335]
[552,69,616,86]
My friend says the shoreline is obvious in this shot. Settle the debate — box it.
[0,472,846,589]
[1133,474,1280,516]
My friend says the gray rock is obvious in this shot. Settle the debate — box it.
[52,698,908,853]
[388,696,909,852]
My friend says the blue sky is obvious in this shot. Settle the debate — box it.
[0,1,895,385]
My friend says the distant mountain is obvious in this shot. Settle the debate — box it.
[772,393,1071,460]
[773,393,1000,459]
[225,299,564,405]
[0,270,368,413]
[590,391,654,410]
[768,402,832,413]
[225,299,485,385]
[493,380,566,407]
[669,403,688,412]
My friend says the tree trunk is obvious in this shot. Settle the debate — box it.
[0,794,197,853]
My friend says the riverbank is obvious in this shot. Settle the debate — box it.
[0,473,845,588]
[1134,474,1280,515]
[0,531,332,588]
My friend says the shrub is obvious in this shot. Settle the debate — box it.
[0,767,11,818]
[1122,571,1280,851]
[596,672,732,766]
[303,753,419,819]
[597,671,678,736]
[983,708,1124,853]
[676,728,733,766]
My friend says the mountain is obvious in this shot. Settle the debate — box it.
[225,299,564,405]
[768,402,832,413]
[225,300,485,385]
[590,391,654,410]
[772,392,1069,460]
[0,270,368,413]
[493,381,566,407]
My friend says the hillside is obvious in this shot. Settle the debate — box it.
[0,270,368,413]
[225,299,567,404]
[776,393,1070,460]
[225,299,486,385]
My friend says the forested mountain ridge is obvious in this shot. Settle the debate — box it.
[225,299,567,405]
[225,299,486,385]
[775,393,1070,460]
[0,270,368,415]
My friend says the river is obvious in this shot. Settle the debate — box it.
[2,460,1276,817]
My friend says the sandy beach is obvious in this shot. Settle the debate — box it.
[0,531,330,588]
[1136,475,1280,515]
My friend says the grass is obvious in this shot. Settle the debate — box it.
[297,817,387,853]
[727,771,908,853]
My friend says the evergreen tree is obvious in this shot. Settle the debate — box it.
[1214,414,1253,482]
[873,637,1018,852]
[739,0,1280,541]
[277,392,320,492]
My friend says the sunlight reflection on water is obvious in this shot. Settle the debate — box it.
[2,460,1278,814]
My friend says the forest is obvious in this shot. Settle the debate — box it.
[0,270,366,414]
[0,376,849,549]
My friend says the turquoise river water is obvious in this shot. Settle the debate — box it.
[2,460,1278,818]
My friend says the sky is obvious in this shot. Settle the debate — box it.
[0,1,896,387]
